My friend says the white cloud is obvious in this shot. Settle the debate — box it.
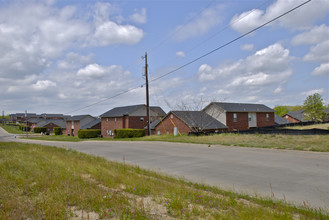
[173,4,223,41]
[176,51,186,58]
[304,40,329,63]
[198,43,293,102]
[241,44,254,51]
[311,63,329,76]
[231,0,329,33]
[129,8,147,24]
[302,88,325,96]
[292,24,329,46]
[77,64,106,78]
[93,21,144,46]
[32,80,56,91]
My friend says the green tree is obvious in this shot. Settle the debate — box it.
[303,93,327,122]
[273,106,289,116]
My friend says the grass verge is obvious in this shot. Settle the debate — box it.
[0,124,31,134]
[283,123,329,130]
[0,142,327,219]
[19,132,329,152]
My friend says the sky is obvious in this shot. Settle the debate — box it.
[0,0,328,116]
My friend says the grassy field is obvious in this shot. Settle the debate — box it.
[21,132,329,152]
[0,142,327,219]
[0,124,30,134]
[284,123,329,130]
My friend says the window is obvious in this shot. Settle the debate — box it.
[170,114,174,119]
[140,117,144,121]
[106,118,108,124]
[233,113,237,122]
[248,114,252,122]
[114,118,117,123]
[266,113,270,121]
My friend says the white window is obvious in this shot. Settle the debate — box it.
[140,117,144,121]
[106,118,108,124]
[157,130,161,135]
[110,130,112,136]
[266,113,270,121]
[106,130,109,135]
[114,118,117,123]
[233,113,237,122]
[248,114,252,122]
[170,114,174,119]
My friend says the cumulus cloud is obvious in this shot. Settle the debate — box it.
[303,41,329,63]
[302,88,325,96]
[241,44,254,51]
[198,43,293,102]
[176,51,186,58]
[231,0,329,33]
[129,8,147,24]
[311,63,329,76]
[32,80,56,90]
[173,4,223,41]
[292,24,329,46]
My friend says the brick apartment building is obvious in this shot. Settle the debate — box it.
[203,102,275,131]
[100,104,166,137]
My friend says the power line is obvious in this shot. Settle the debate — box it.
[149,0,311,83]
[65,0,311,115]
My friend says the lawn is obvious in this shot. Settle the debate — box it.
[0,124,31,134]
[284,123,329,130]
[21,132,329,152]
[0,142,326,219]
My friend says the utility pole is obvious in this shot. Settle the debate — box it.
[25,110,28,138]
[144,52,151,136]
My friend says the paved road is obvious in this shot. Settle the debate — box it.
[1,127,328,209]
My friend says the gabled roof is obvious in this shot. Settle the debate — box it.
[208,102,275,113]
[171,111,227,130]
[80,118,101,129]
[274,114,291,125]
[38,119,66,128]
[41,113,65,118]
[69,115,94,121]
[283,110,310,122]
[100,104,166,118]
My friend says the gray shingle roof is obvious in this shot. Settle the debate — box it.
[80,118,101,129]
[210,102,275,112]
[284,110,313,122]
[69,115,94,121]
[171,111,227,130]
[100,104,166,117]
[37,119,66,128]
[274,114,291,125]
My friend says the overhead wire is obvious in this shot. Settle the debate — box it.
[65,0,311,115]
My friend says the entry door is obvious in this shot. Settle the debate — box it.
[248,113,257,128]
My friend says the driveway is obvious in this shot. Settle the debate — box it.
[1,127,328,209]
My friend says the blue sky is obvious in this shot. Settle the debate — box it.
[0,0,328,115]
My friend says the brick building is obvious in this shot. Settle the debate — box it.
[100,104,166,137]
[153,111,227,135]
[65,115,96,136]
[203,102,275,131]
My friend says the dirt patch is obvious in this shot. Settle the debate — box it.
[69,206,100,220]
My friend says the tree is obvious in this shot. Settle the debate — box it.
[303,93,327,122]
[273,105,289,116]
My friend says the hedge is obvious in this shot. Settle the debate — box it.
[78,129,101,139]
[54,127,62,135]
[114,129,145,138]
[19,125,30,131]
[34,127,47,133]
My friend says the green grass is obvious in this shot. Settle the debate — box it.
[0,142,327,219]
[19,132,329,152]
[283,123,329,130]
[0,124,31,134]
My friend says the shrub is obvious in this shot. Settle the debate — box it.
[33,127,47,133]
[54,127,62,135]
[114,129,145,138]
[78,129,101,139]
[19,125,30,131]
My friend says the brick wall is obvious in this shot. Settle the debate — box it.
[226,112,249,131]
[283,115,300,123]
[65,121,80,136]
[155,113,191,135]
[256,112,275,127]
[101,117,124,137]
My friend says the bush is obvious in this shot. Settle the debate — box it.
[78,129,101,139]
[54,127,62,135]
[114,129,145,138]
[34,127,47,133]
[19,125,30,131]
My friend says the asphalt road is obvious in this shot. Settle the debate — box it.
[1,127,328,209]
